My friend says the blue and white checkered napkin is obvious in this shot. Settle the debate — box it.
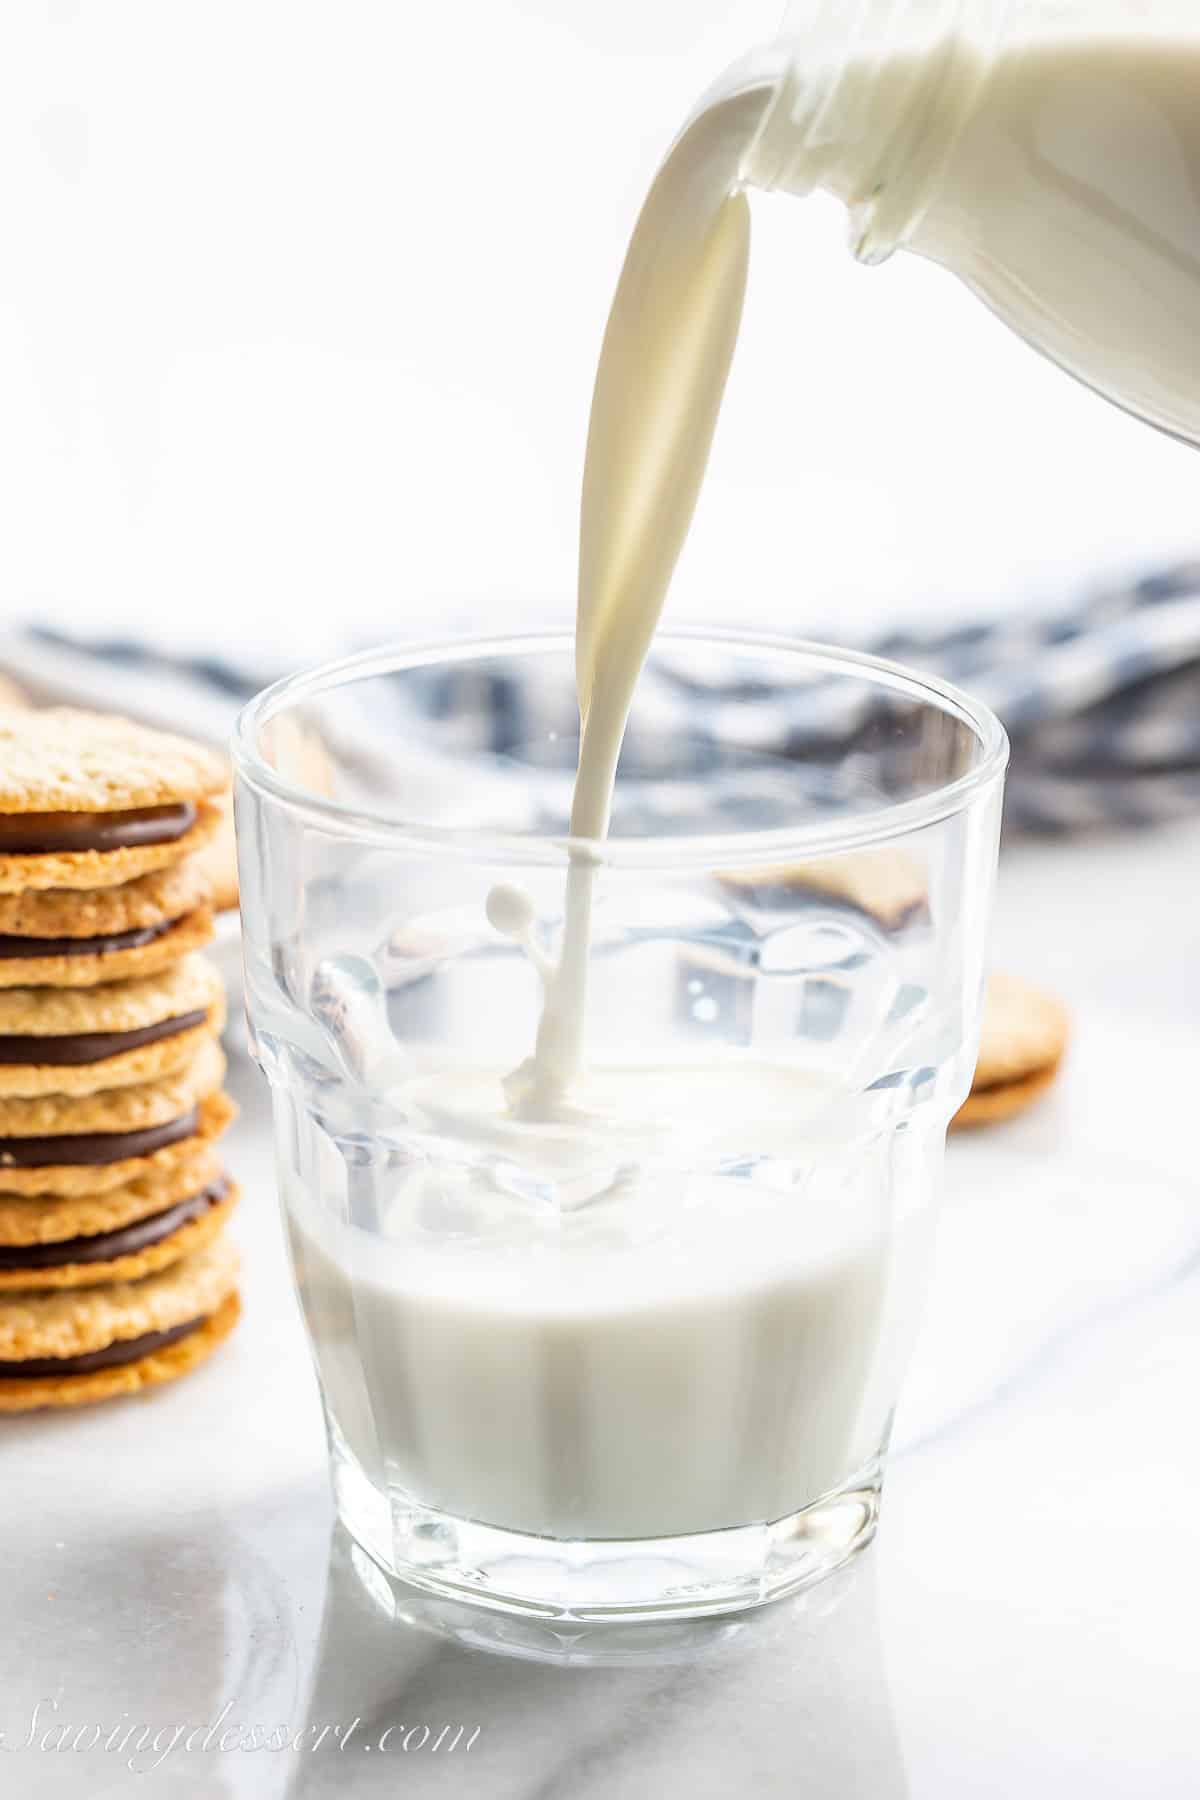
[7,560,1200,835]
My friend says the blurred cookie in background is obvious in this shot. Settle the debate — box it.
[719,848,927,933]
[954,972,1069,1130]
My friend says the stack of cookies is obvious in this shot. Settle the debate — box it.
[0,707,241,1412]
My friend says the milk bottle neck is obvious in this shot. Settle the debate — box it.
[736,0,1010,263]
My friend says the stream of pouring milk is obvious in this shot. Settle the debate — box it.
[499,84,772,1120]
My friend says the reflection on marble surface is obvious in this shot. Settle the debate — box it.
[1,822,1199,1796]
[282,1526,908,1798]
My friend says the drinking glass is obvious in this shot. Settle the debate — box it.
[234,632,1006,1621]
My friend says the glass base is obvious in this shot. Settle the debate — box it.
[328,1428,882,1623]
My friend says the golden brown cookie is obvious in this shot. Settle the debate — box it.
[0,1287,241,1411]
[720,850,927,931]
[954,1063,1061,1130]
[0,1146,224,1245]
[0,1232,237,1353]
[0,1035,224,1136]
[0,957,225,1096]
[0,803,221,895]
[0,1176,237,1290]
[970,972,1070,1090]
[0,857,211,938]
[0,1088,237,1197]
[193,790,239,913]
[952,973,1069,1132]
[0,907,214,990]
[0,705,225,892]
[0,707,227,814]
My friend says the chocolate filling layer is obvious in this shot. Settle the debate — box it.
[0,1107,200,1169]
[0,1315,205,1378]
[0,1008,208,1068]
[0,804,197,856]
[0,921,177,961]
[0,1178,229,1270]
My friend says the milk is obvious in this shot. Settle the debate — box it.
[287,1065,934,1540]
[916,31,1200,444]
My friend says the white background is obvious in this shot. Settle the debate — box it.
[1,0,1197,670]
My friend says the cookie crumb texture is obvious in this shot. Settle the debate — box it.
[0,708,227,814]
[0,859,212,937]
[0,1147,224,1244]
[0,1289,241,1411]
[0,955,222,1038]
[0,1180,239,1291]
[0,959,225,1096]
[0,1089,236,1196]
[0,1236,239,1360]
[0,1038,225,1139]
[0,910,215,991]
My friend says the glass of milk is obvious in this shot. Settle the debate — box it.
[234,632,1006,1621]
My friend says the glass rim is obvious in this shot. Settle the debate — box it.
[232,629,1009,869]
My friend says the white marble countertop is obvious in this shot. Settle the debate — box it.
[3,818,1198,1799]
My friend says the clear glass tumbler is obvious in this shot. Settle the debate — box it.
[234,632,1006,1621]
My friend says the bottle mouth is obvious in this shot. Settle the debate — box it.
[734,31,854,203]
[737,2,1008,264]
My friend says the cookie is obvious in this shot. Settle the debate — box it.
[0,1233,237,1353]
[0,907,215,990]
[0,858,216,987]
[720,850,927,931]
[954,1063,1061,1129]
[0,1288,241,1411]
[0,858,212,938]
[0,1240,240,1411]
[0,1038,230,1196]
[0,1288,242,1411]
[0,804,221,896]
[0,1175,238,1290]
[0,705,226,895]
[0,1146,224,1245]
[0,1088,237,1197]
[0,957,225,1097]
[0,707,228,815]
[952,973,1069,1131]
[194,790,239,914]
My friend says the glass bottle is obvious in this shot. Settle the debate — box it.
[732,0,1200,445]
